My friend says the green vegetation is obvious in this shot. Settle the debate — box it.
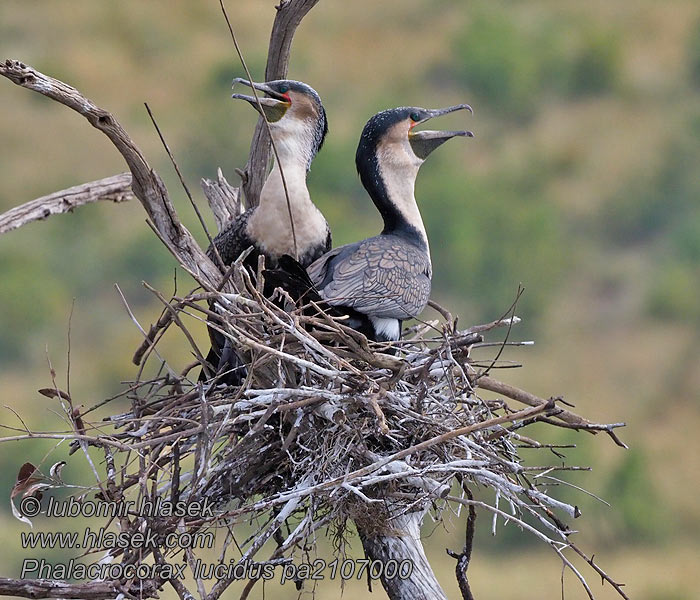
[596,112,700,323]
[603,450,666,543]
[450,8,621,119]
[421,158,564,328]
[689,17,700,88]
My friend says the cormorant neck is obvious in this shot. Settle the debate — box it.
[258,149,310,210]
[359,146,429,255]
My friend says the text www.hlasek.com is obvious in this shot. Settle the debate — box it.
[21,527,214,551]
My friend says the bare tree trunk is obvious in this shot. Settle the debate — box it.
[358,510,448,600]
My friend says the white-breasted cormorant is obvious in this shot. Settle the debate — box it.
[211,78,330,271]
[201,78,331,383]
[270,104,473,344]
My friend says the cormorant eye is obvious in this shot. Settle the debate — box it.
[410,111,421,122]
[278,84,289,94]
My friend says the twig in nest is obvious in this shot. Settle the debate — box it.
[472,284,524,383]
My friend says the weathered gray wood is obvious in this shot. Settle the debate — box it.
[0,59,222,290]
[0,173,133,235]
[358,510,449,600]
[0,577,156,599]
[200,167,242,232]
[241,0,320,207]
[355,457,451,600]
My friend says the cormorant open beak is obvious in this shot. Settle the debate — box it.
[409,104,474,160]
[231,78,291,123]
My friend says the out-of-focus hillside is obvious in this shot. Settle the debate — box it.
[0,1,699,598]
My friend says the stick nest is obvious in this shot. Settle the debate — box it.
[17,260,629,598]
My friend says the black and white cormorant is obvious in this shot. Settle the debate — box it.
[279,104,473,344]
[211,78,330,270]
[201,78,331,383]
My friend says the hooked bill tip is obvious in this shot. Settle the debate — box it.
[450,130,475,139]
[427,103,474,120]
[448,103,473,115]
[231,77,252,89]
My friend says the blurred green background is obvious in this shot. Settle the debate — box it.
[0,1,698,598]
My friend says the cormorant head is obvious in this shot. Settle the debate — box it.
[355,105,473,225]
[232,78,328,170]
[356,104,473,173]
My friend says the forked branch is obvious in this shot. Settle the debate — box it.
[0,59,221,289]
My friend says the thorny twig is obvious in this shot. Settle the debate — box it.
[447,484,477,600]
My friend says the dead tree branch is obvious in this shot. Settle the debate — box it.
[241,0,320,207]
[0,59,221,289]
[447,485,477,600]
[0,577,154,600]
[474,375,628,448]
[0,173,133,235]
[201,167,242,232]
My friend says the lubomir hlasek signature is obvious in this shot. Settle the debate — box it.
[39,496,215,518]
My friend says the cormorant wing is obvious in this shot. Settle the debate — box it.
[207,209,254,265]
[307,235,432,320]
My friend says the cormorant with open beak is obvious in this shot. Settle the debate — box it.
[301,104,473,343]
[212,78,330,270]
[201,79,331,384]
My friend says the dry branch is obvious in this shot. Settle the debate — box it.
[201,167,242,231]
[475,375,628,448]
[0,173,133,235]
[446,485,477,600]
[476,376,590,428]
[0,577,150,600]
[0,59,221,289]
